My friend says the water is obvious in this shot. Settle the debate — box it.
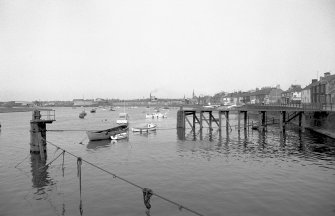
[1,107,335,216]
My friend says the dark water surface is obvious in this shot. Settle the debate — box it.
[1,107,335,216]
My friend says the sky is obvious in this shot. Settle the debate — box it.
[1,0,335,101]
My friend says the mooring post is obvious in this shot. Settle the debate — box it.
[30,110,55,160]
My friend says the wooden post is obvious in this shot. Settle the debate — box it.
[200,111,203,130]
[262,111,267,131]
[219,111,222,131]
[279,111,286,132]
[192,112,196,132]
[177,108,185,129]
[244,111,247,130]
[258,111,263,131]
[237,111,241,131]
[299,112,306,132]
[225,111,229,130]
[209,111,212,131]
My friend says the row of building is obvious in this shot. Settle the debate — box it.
[211,72,335,106]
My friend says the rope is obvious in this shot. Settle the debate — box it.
[38,151,64,171]
[77,157,83,216]
[62,150,65,177]
[45,139,205,216]
[14,153,30,168]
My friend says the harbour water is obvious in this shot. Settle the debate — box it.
[1,107,335,216]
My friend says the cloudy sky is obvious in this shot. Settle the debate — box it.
[1,0,334,101]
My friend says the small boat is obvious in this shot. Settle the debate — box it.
[116,113,129,125]
[110,132,128,140]
[132,123,157,133]
[146,112,167,119]
[79,111,87,119]
[86,124,128,141]
[90,108,96,113]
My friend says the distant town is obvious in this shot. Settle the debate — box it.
[1,72,334,108]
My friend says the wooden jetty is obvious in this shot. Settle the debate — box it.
[177,104,335,138]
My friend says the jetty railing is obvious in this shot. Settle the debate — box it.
[39,110,56,121]
[242,103,334,112]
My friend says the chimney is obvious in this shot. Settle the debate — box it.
[324,72,331,77]
[312,79,317,83]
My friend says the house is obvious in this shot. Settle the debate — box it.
[281,85,302,104]
[301,79,318,104]
[250,87,283,104]
[311,72,335,104]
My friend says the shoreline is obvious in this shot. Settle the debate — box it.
[0,107,52,113]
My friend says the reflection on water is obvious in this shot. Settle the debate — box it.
[86,139,113,150]
[177,126,335,164]
[30,153,50,190]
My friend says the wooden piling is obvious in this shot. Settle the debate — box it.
[237,111,241,131]
[243,111,247,130]
[177,108,185,129]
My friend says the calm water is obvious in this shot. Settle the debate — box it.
[1,107,335,216]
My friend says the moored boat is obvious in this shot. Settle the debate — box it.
[145,112,167,119]
[79,111,87,119]
[132,123,157,133]
[86,124,128,141]
[110,132,128,140]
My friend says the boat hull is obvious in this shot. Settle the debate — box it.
[86,125,128,141]
[132,124,157,133]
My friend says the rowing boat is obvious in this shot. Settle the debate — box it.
[132,123,157,133]
[86,125,128,141]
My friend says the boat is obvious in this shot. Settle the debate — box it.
[79,111,87,119]
[116,113,129,125]
[110,132,128,140]
[145,112,167,119]
[132,123,157,133]
[86,124,128,141]
[90,108,96,113]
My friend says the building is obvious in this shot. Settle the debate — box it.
[249,87,283,104]
[73,99,96,106]
[301,79,318,104]
[311,72,335,104]
[281,85,302,104]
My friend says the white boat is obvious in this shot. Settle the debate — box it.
[132,123,157,133]
[86,124,128,141]
[116,113,129,125]
[146,112,167,119]
[110,132,128,140]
